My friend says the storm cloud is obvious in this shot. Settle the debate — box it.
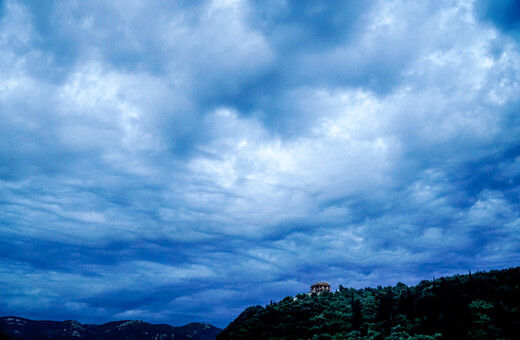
[1,0,519,327]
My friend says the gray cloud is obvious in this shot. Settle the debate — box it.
[1,0,520,328]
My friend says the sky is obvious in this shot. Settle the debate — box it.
[1,0,520,328]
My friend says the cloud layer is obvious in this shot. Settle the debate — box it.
[1,0,519,327]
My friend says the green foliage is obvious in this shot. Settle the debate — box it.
[217,267,520,339]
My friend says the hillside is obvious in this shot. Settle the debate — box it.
[217,267,520,339]
[0,317,221,340]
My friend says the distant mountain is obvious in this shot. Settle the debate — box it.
[0,317,221,340]
[217,267,520,339]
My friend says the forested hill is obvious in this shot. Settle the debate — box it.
[0,318,221,340]
[217,267,520,339]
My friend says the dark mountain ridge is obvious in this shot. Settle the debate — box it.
[0,317,221,340]
[3,267,519,339]
[218,267,520,339]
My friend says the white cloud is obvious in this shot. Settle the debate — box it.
[1,0,520,327]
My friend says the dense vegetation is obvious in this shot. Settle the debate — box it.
[217,267,520,339]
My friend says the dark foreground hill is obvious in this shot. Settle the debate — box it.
[218,267,520,339]
[0,317,221,340]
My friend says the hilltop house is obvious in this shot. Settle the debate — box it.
[310,282,331,294]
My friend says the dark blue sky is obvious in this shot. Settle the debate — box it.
[1,0,519,328]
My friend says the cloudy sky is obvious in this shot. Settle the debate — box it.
[1,0,520,328]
